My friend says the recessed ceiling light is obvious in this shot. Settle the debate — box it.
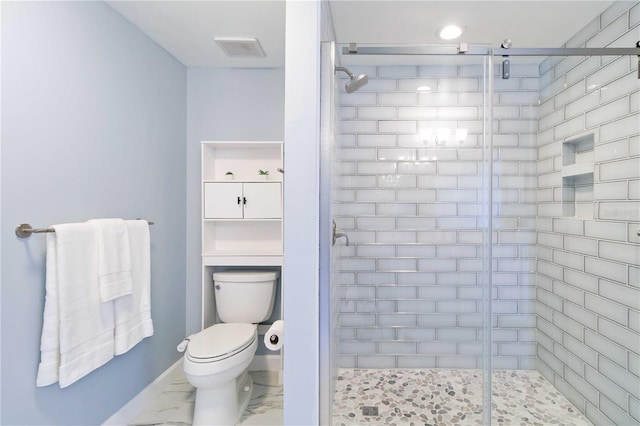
[439,25,463,40]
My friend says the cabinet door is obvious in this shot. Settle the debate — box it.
[204,183,243,219]
[243,182,282,219]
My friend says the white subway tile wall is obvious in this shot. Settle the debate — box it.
[336,58,538,373]
[334,3,639,423]
[536,3,640,425]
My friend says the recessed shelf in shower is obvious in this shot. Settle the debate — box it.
[561,131,595,218]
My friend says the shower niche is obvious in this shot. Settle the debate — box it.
[561,131,595,218]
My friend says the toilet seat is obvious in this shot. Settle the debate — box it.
[187,323,256,363]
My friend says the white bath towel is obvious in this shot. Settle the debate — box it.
[114,220,154,355]
[88,218,133,302]
[37,223,115,388]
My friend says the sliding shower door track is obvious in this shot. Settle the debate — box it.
[341,44,640,58]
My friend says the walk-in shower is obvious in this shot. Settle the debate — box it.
[320,3,640,425]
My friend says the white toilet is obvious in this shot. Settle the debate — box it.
[183,270,278,426]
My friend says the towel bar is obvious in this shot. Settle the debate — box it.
[15,220,154,238]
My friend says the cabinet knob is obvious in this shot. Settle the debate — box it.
[243,197,247,205]
[237,196,241,205]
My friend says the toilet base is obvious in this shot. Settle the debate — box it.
[192,370,253,426]
[236,371,253,423]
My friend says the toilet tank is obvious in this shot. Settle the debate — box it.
[212,270,279,323]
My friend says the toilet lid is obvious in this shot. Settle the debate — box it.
[187,323,256,361]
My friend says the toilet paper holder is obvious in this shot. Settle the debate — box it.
[264,320,284,351]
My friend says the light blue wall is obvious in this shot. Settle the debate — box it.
[1,2,187,424]
[283,1,322,424]
[185,68,285,335]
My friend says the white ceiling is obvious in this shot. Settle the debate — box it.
[106,0,618,68]
[330,1,616,47]
[106,1,285,68]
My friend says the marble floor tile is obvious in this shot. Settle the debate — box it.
[129,370,282,426]
[239,371,283,426]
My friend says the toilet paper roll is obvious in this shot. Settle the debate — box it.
[264,320,284,351]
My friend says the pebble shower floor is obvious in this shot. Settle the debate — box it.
[332,368,592,426]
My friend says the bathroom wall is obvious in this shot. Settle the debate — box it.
[0,0,4,414]
[336,60,539,369]
[1,2,187,424]
[535,2,640,424]
[283,1,325,423]
[185,68,285,337]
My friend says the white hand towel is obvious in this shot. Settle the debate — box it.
[89,218,133,302]
[36,233,61,387]
[37,223,115,388]
[114,220,154,355]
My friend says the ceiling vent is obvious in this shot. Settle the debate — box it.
[214,37,266,58]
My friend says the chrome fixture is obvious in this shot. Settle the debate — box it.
[342,43,640,62]
[15,220,154,238]
[332,220,349,247]
[637,41,640,79]
[341,43,640,81]
[335,66,369,93]
[501,38,512,80]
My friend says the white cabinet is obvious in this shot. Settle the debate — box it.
[243,183,282,219]
[204,182,282,219]
[201,141,284,257]
[204,183,243,219]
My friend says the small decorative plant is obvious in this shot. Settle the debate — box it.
[257,169,269,180]
[225,171,234,180]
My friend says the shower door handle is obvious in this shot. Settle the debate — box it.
[332,220,350,247]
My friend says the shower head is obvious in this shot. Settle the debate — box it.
[335,66,369,93]
[345,73,369,93]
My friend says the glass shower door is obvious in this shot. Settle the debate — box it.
[322,45,494,425]
[493,49,640,425]
[319,41,342,426]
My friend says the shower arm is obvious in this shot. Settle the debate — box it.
[334,66,355,79]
